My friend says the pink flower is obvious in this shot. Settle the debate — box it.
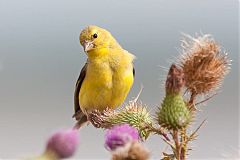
[46,129,79,159]
[105,124,139,151]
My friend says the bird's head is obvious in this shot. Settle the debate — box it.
[79,25,120,56]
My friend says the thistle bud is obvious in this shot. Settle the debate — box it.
[89,102,152,140]
[157,64,191,130]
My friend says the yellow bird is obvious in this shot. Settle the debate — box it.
[73,25,135,128]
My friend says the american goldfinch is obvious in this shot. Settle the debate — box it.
[73,25,135,128]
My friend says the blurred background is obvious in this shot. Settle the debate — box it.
[0,0,239,159]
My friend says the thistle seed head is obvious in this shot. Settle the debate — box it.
[179,34,230,95]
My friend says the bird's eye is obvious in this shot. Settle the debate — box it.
[93,33,98,39]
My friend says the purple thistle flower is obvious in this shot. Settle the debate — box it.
[105,124,139,151]
[46,129,79,159]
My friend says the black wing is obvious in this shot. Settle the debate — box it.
[74,63,87,116]
[133,66,135,78]
[73,63,89,129]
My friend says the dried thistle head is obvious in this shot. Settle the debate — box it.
[165,64,185,94]
[89,102,152,140]
[179,34,231,95]
[111,141,150,160]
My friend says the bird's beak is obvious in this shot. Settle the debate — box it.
[83,41,94,52]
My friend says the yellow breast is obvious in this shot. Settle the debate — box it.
[79,49,134,114]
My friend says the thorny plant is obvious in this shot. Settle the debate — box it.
[84,34,231,160]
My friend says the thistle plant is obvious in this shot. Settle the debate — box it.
[88,33,230,160]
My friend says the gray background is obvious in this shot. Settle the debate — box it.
[0,0,239,159]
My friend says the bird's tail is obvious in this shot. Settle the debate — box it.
[72,113,88,129]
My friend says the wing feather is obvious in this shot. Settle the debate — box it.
[73,63,87,118]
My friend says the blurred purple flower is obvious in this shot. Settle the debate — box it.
[46,128,79,159]
[105,124,139,151]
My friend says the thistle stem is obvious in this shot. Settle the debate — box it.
[146,124,170,141]
[177,92,197,160]
[189,92,197,111]
[172,130,181,160]
[180,128,187,160]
